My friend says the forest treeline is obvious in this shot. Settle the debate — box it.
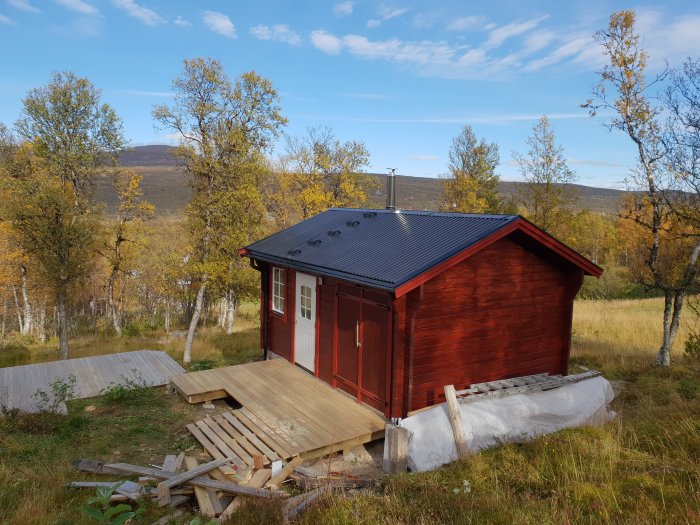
[0,10,698,365]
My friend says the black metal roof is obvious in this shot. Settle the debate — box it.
[244,208,519,291]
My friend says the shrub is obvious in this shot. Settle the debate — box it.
[189,359,216,371]
[684,333,700,357]
[99,370,158,407]
[677,378,699,400]
[32,374,77,413]
[77,482,143,524]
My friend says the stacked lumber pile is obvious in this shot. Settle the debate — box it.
[70,453,327,522]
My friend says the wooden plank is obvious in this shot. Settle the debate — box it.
[193,421,247,470]
[284,487,328,521]
[383,424,408,474]
[266,456,303,489]
[235,409,297,459]
[105,463,283,498]
[444,384,469,459]
[218,468,272,521]
[186,423,242,476]
[157,457,231,506]
[215,414,271,465]
[203,417,255,466]
[183,456,223,518]
[221,412,280,462]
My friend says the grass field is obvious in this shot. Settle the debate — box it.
[0,298,698,524]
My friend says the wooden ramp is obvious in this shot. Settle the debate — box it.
[0,350,185,413]
[170,359,386,462]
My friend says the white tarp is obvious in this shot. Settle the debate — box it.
[400,376,615,472]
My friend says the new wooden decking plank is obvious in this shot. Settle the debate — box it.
[258,360,384,437]
[230,410,295,460]
[202,417,255,466]
[221,365,338,447]
[223,378,327,453]
[237,407,305,457]
[219,412,280,462]
[212,415,270,465]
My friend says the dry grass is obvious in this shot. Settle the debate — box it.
[1,297,699,524]
[572,297,696,374]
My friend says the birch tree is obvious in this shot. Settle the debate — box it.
[3,73,123,358]
[514,116,578,233]
[440,126,502,213]
[154,58,286,364]
[583,10,697,366]
[278,126,374,220]
[102,170,154,336]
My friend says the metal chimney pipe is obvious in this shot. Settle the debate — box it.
[386,168,396,210]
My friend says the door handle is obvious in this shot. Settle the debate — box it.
[356,320,361,348]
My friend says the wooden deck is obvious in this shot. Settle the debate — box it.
[170,359,386,460]
[0,350,185,413]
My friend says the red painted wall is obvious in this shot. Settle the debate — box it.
[265,263,295,362]
[407,234,583,412]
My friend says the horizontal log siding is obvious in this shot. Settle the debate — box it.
[409,237,576,411]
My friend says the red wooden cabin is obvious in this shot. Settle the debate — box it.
[241,208,602,419]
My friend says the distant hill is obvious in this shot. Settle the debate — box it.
[99,145,626,217]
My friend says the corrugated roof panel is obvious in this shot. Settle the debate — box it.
[244,208,518,290]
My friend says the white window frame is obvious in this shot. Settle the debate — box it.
[272,267,285,314]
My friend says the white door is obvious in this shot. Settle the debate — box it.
[294,272,316,372]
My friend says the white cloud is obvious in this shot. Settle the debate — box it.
[411,155,438,161]
[333,1,353,16]
[524,36,593,71]
[7,0,39,13]
[0,13,16,24]
[250,24,301,45]
[378,4,408,20]
[310,29,342,54]
[342,34,458,66]
[522,30,554,54]
[54,0,99,16]
[484,15,548,48]
[111,0,163,26]
[174,15,190,28]
[446,16,481,32]
[568,157,623,168]
[366,19,380,28]
[635,10,700,68]
[202,10,236,39]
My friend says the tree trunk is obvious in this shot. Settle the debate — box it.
[218,298,226,328]
[36,305,46,343]
[56,284,69,360]
[107,268,122,336]
[12,285,24,334]
[183,278,206,365]
[1,298,7,342]
[19,265,33,335]
[225,293,236,335]
[164,300,171,333]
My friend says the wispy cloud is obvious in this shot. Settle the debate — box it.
[568,157,624,168]
[0,13,17,24]
[174,15,190,28]
[484,15,548,49]
[54,0,99,16]
[250,24,301,45]
[322,112,591,124]
[202,10,236,39]
[333,1,353,16]
[411,154,438,161]
[523,36,592,71]
[446,16,482,32]
[7,0,39,13]
[366,19,380,28]
[111,0,164,26]
[378,4,408,20]
[310,30,342,54]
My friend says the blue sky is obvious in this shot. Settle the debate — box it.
[1,1,699,188]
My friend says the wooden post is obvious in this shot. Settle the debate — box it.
[383,423,409,473]
[444,384,469,458]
